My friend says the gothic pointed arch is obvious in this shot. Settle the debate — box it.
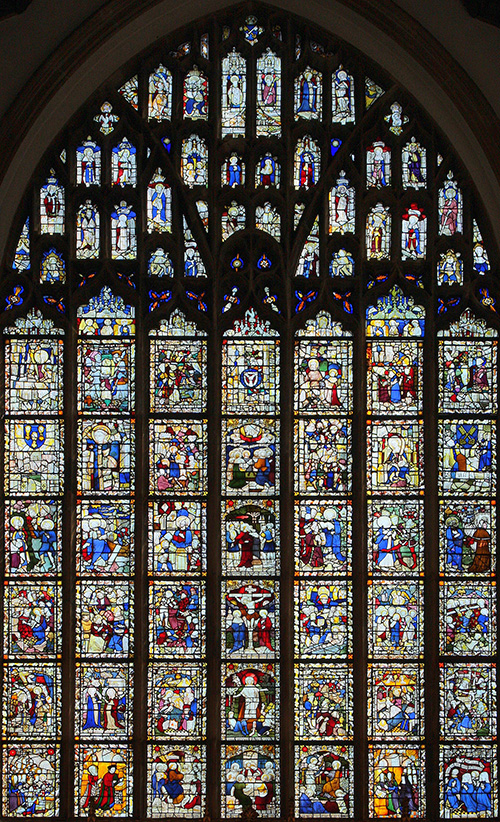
[0,3,498,821]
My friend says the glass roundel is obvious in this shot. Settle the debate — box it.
[1,3,499,820]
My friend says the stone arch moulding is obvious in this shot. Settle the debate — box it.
[1,0,500,265]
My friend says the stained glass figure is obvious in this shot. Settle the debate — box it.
[367,422,423,493]
[148,247,173,277]
[440,747,496,817]
[295,418,351,495]
[473,219,490,275]
[368,501,423,575]
[439,172,463,236]
[77,580,132,656]
[368,665,423,738]
[76,745,131,816]
[111,138,137,187]
[366,77,384,108]
[77,500,133,576]
[369,746,424,817]
[438,320,496,412]
[295,337,353,413]
[78,419,133,494]
[40,171,65,234]
[255,202,280,239]
[367,287,420,338]
[148,663,205,738]
[222,50,246,137]
[76,200,100,259]
[149,500,206,575]
[150,334,206,413]
[200,32,209,59]
[384,102,408,135]
[440,500,495,575]
[295,581,350,658]
[150,421,207,494]
[437,249,463,286]
[369,581,422,657]
[78,340,134,413]
[330,249,354,278]
[256,154,280,187]
[3,662,60,738]
[4,582,60,655]
[183,67,208,120]
[366,203,391,259]
[77,287,135,337]
[148,745,205,817]
[94,101,119,134]
[181,135,208,187]
[76,138,101,186]
[12,217,30,271]
[222,201,246,240]
[222,154,244,187]
[241,15,263,45]
[111,201,136,259]
[222,663,278,739]
[148,170,171,233]
[40,248,65,283]
[256,49,281,137]
[367,339,422,415]
[440,582,495,655]
[401,204,426,259]
[222,419,278,496]
[149,581,204,656]
[118,75,138,109]
[296,229,321,278]
[183,218,206,277]
[439,420,495,496]
[148,65,172,120]
[223,580,277,657]
[294,137,320,189]
[402,138,426,188]
[76,664,130,735]
[329,173,355,233]
[5,338,63,413]
[366,141,391,188]
[295,746,352,817]
[294,67,322,120]
[222,500,278,576]
[222,744,278,817]
[440,664,496,739]
[332,66,355,124]
[295,665,352,739]
[3,745,59,816]
[6,499,61,575]
[296,501,351,575]
[6,421,63,495]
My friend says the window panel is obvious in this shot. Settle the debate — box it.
[1,7,498,819]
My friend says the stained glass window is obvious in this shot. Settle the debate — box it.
[1,5,498,821]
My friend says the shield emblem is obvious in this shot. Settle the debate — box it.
[240,368,263,390]
[24,424,46,449]
[456,423,478,449]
